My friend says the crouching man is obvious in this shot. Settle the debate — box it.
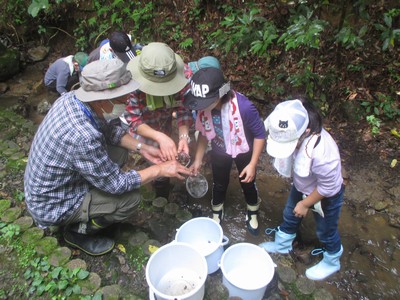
[24,59,191,255]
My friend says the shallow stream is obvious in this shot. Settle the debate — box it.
[0,62,399,299]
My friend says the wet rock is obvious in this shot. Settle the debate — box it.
[14,216,33,231]
[0,83,9,94]
[140,184,156,203]
[80,272,102,295]
[388,214,400,228]
[164,202,179,215]
[99,284,121,300]
[128,231,149,247]
[152,196,168,209]
[1,206,22,223]
[0,199,11,213]
[374,200,389,211]
[175,209,193,223]
[295,276,315,294]
[313,288,334,300]
[21,226,44,244]
[388,185,400,200]
[205,275,229,299]
[142,239,162,256]
[66,258,87,270]
[148,219,170,241]
[48,246,72,266]
[0,43,20,81]
[277,265,297,283]
[37,99,52,114]
[35,236,58,255]
[27,45,49,62]
[104,254,122,281]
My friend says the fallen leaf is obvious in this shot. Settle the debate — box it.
[347,92,358,100]
[148,244,159,254]
[390,128,400,139]
[117,244,126,253]
[391,159,397,168]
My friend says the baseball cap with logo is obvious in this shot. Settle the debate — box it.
[126,42,188,96]
[264,99,309,159]
[75,59,140,102]
[109,31,135,63]
[184,67,230,110]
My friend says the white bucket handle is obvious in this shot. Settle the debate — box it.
[221,235,229,247]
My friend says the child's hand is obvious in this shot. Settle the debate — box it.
[190,159,202,176]
[293,201,309,218]
[239,164,256,183]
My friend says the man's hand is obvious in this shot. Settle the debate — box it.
[156,132,178,162]
[140,145,163,164]
[158,160,191,180]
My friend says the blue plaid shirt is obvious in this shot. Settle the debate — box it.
[24,91,141,228]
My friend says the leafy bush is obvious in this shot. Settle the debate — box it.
[210,6,268,57]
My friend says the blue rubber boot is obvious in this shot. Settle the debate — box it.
[259,227,296,254]
[305,245,343,280]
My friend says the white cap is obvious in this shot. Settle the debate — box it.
[264,100,309,158]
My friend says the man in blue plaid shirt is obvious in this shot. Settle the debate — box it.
[24,59,191,255]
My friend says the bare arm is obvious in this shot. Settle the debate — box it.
[293,188,324,218]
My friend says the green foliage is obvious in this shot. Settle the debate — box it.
[85,1,153,49]
[335,25,367,49]
[1,0,31,28]
[251,74,285,98]
[13,190,25,203]
[210,6,268,57]
[250,21,279,57]
[0,222,20,240]
[28,0,50,18]
[179,38,193,50]
[24,258,90,297]
[361,93,400,120]
[278,6,328,51]
[0,220,93,299]
[374,9,400,51]
[366,115,381,136]
[128,245,149,272]
[287,58,319,97]
[188,0,205,22]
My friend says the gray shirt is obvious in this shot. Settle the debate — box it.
[44,56,73,94]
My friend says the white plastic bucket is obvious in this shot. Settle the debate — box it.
[146,242,207,300]
[175,217,229,274]
[220,243,276,300]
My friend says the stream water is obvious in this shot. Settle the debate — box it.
[0,62,399,299]
[180,169,399,299]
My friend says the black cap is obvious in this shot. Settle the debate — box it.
[109,31,135,63]
[184,67,230,110]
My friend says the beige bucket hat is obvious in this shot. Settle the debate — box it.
[126,42,187,96]
[75,59,140,102]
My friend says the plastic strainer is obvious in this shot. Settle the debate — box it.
[186,173,208,198]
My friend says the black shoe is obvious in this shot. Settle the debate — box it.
[246,220,259,236]
[64,230,115,256]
